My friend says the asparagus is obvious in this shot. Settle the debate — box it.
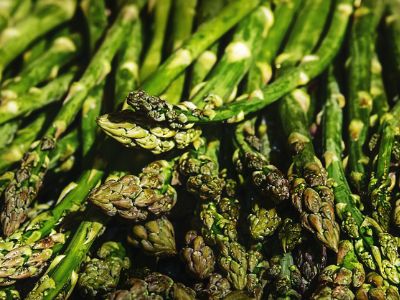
[385,0,400,85]
[370,54,390,121]
[194,273,232,299]
[0,68,77,125]
[0,0,22,32]
[247,0,301,92]
[99,0,353,152]
[161,0,197,104]
[1,4,140,237]
[0,33,81,105]
[21,36,49,69]
[279,218,304,253]
[368,102,400,230]
[0,0,77,80]
[323,72,400,284]
[0,121,20,150]
[139,0,172,81]
[346,0,378,192]
[355,272,400,299]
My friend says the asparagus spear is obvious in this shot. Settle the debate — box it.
[1,4,140,237]
[161,0,197,104]
[0,0,20,32]
[323,71,400,284]
[355,272,400,299]
[0,68,77,125]
[370,53,390,121]
[0,33,82,105]
[346,0,378,192]
[368,102,400,230]
[77,241,130,297]
[385,0,400,86]
[139,0,172,81]
[0,0,77,80]
[0,121,20,150]
[99,0,353,152]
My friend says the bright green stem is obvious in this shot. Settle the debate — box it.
[346,0,378,192]
[80,0,108,53]
[0,68,77,125]
[115,20,142,109]
[1,33,81,100]
[48,129,79,170]
[140,0,172,81]
[0,0,76,80]
[190,4,272,105]
[247,0,300,91]
[141,0,260,96]
[183,0,353,123]
[0,114,47,173]
[22,37,49,69]
[0,0,20,31]
[9,0,32,24]
[0,120,20,150]
[26,218,105,300]
[162,0,197,104]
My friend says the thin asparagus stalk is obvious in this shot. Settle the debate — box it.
[1,3,140,237]
[323,71,400,284]
[139,0,172,81]
[246,0,301,92]
[161,0,197,104]
[99,0,353,153]
[385,0,400,85]
[370,53,390,121]
[1,34,82,103]
[189,0,225,90]
[368,102,400,230]
[140,0,260,96]
[346,0,378,192]
[80,0,108,53]
[0,68,77,125]
[0,0,77,80]
[0,121,20,150]
[21,37,49,69]
[189,3,273,105]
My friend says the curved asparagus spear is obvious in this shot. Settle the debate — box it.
[323,71,400,284]
[98,0,353,152]
[368,102,400,230]
[1,4,140,237]
[0,0,77,80]
[0,33,81,106]
[346,0,379,192]
[139,0,172,81]
[161,0,197,104]
[0,68,77,125]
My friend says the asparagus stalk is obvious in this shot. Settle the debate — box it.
[1,4,140,237]
[370,53,390,121]
[346,0,378,192]
[385,0,400,85]
[323,71,400,284]
[247,0,301,92]
[140,0,260,96]
[0,0,77,80]
[368,102,400,230]
[77,241,130,297]
[189,0,225,89]
[0,68,77,125]
[139,0,172,81]
[189,3,273,105]
[0,33,82,104]
[98,0,353,153]
[161,0,197,104]
[0,0,20,32]
[0,121,20,150]
[21,36,48,69]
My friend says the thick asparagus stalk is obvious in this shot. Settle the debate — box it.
[77,241,130,297]
[0,33,81,104]
[368,102,400,230]
[323,72,400,284]
[0,68,77,125]
[161,0,197,104]
[0,0,77,80]
[139,0,172,81]
[1,4,140,236]
[99,0,353,152]
[346,0,378,192]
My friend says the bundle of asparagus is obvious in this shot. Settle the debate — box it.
[1,0,400,299]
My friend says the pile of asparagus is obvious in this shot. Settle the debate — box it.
[0,0,400,298]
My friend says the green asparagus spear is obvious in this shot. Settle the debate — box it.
[355,272,400,299]
[161,0,197,104]
[0,121,20,150]
[139,0,172,81]
[346,0,378,192]
[77,241,130,297]
[0,0,20,32]
[385,0,400,86]
[0,68,77,125]
[1,3,140,237]
[368,102,400,230]
[0,0,77,80]
[323,71,400,284]
[0,34,81,104]
[370,53,390,121]
[99,0,353,152]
